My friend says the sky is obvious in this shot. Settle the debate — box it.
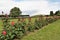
[0,0,60,16]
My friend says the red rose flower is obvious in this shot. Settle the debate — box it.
[11,21,15,26]
[2,31,7,35]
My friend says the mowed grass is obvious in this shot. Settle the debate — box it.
[0,20,3,34]
[21,19,60,40]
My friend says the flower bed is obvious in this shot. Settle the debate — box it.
[0,15,58,40]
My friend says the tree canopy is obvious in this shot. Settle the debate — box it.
[50,11,54,16]
[55,10,60,16]
[10,7,22,17]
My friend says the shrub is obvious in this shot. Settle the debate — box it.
[0,15,58,40]
[34,19,42,30]
[0,15,26,40]
[27,21,34,32]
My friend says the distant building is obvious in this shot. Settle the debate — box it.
[0,15,30,18]
[19,15,30,18]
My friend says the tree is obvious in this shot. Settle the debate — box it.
[50,11,54,16]
[10,7,22,17]
[55,10,60,16]
[2,11,4,15]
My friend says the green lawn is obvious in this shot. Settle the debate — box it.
[0,20,3,34]
[21,19,60,40]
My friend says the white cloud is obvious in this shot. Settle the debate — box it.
[0,0,60,16]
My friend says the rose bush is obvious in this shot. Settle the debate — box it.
[27,17,35,32]
[0,15,58,40]
[0,15,26,40]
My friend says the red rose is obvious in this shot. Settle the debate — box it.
[2,31,7,35]
[11,21,15,26]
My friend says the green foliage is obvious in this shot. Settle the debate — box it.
[55,10,60,16]
[21,20,60,40]
[0,16,25,40]
[10,7,22,17]
[50,11,54,16]
[27,21,35,32]
[34,19,42,30]
[0,15,58,40]
[46,18,55,23]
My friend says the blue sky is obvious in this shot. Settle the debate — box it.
[49,0,60,2]
[0,0,60,16]
[13,0,60,2]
